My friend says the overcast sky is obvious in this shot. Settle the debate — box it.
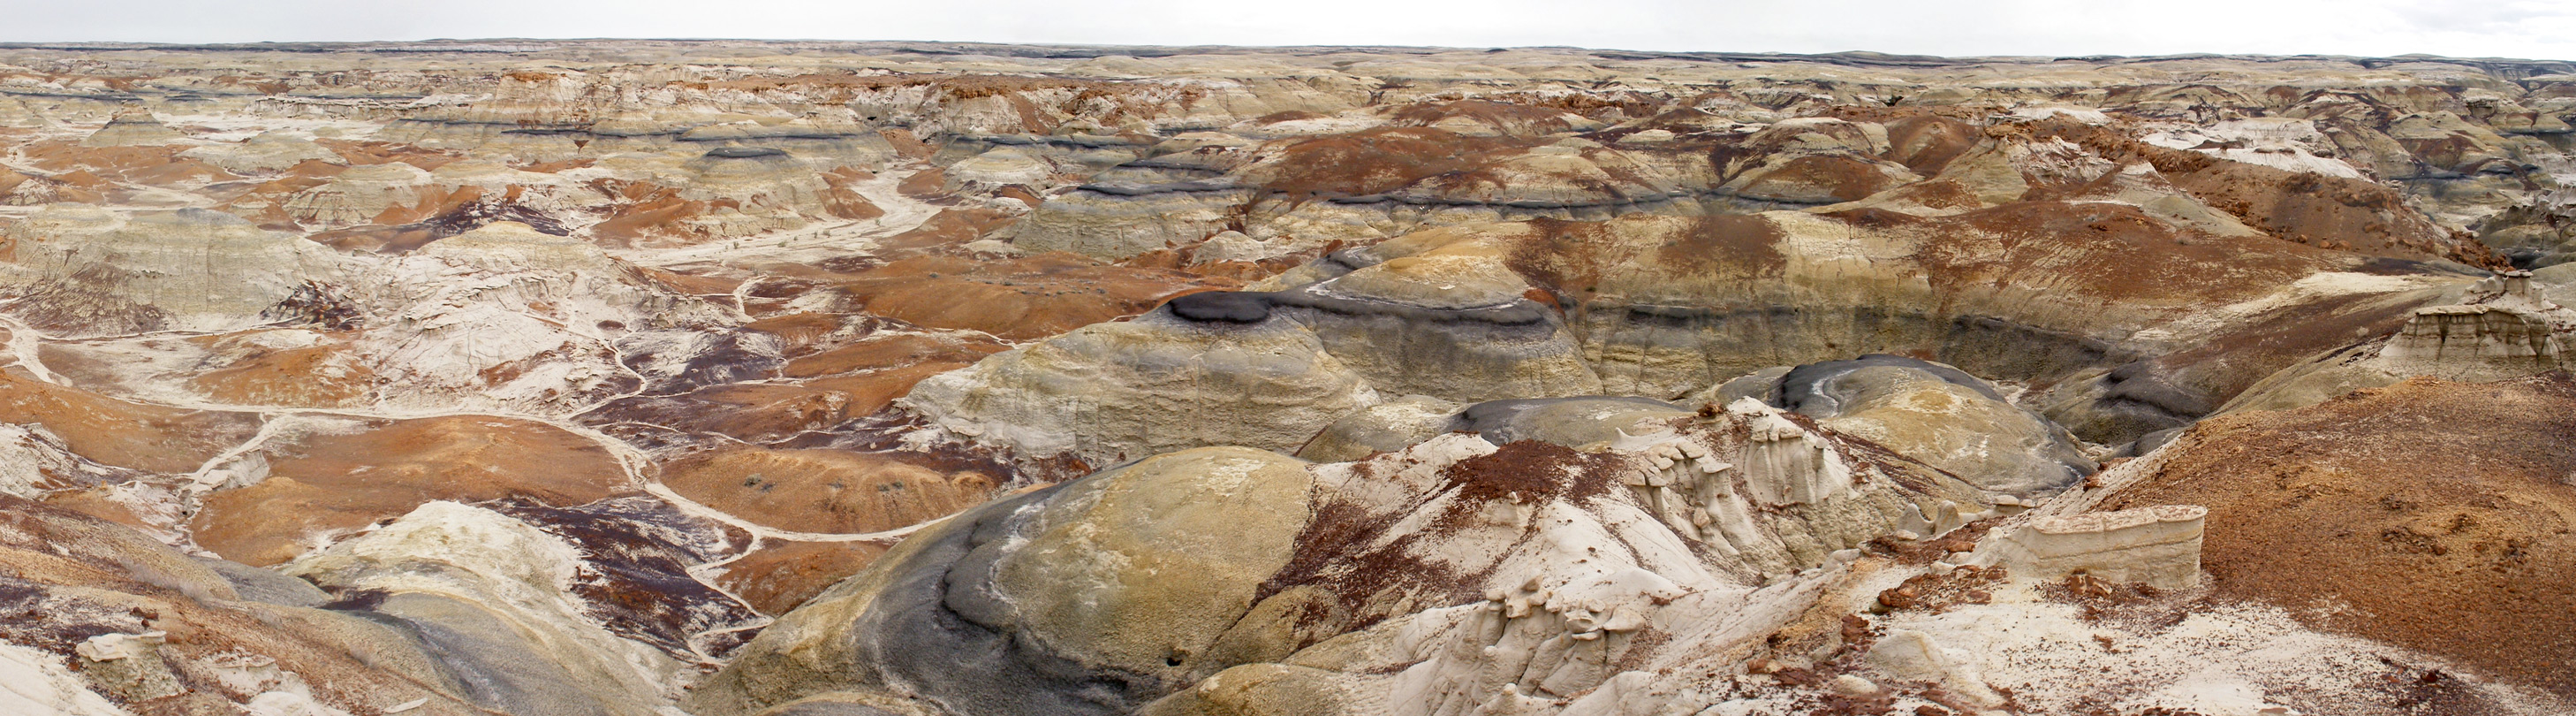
[8,0,2576,61]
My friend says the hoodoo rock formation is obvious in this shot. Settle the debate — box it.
[0,40,2569,716]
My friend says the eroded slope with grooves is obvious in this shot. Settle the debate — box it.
[0,42,2572,716]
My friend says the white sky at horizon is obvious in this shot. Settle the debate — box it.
[5,0,2574,62]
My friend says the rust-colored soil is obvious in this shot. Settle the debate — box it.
[783,333,1006,378]
[1243,126,1527,200]
[715,538,892,615]
[184,339,375,408]
[742,312,857,350]
[0,370,261,474]
[1737,153,1907,202]
[875,207,1016,252]
[2102,374,2576,697]
[2030,118,2505,269]
[831,253,1239,339]
[659,446,995,535]
[587,383,867,445]
[190,415,629,566]
[1920,200,2331,305]
[19,141,239,187]
[803,363,978,415]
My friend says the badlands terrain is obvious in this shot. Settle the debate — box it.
[0,39,2572,716]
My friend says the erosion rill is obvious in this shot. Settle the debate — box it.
[0,41,2569,716]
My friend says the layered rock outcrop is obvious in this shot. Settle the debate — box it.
[692,404,1996,716]
[1979,505,2208,590]
[904,308,1381,466]
[2223,269,2576,414]
[4,206,350,336]
[1,40,2572,716]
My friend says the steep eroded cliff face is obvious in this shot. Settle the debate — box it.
[0,41,2572,716]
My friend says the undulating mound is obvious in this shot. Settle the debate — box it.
[2097,373,2576,697]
